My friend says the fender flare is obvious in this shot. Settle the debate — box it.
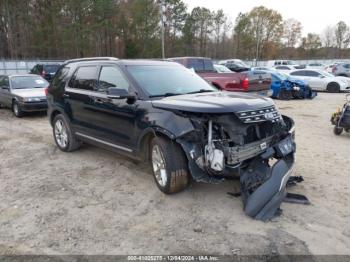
[49,106,71,126]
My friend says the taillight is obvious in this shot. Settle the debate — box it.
[44,87,49,96]
[41,70,46,76]
[242,78,249,90]
[332,66,336,73]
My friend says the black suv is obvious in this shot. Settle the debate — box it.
[47,57,297,220]
[30,64,61,82]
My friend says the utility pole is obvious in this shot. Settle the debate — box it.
[160,0,166,59]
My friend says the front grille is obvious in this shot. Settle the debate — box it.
[235,106,281,123]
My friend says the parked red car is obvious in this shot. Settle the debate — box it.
[168,57,272,96]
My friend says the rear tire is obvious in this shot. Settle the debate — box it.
[52,114,81,152]
[150,136,189,194]
[12,101,24,118]
[334,126,343,135]
[327,82,340,93]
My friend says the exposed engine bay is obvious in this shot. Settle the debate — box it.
[177,105,307,221]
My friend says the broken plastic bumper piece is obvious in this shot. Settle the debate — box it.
[240,135,297,221]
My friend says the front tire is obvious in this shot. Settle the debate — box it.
[12,101,24,118]
[327,82,340,93]
[334,126,343,135]
[150,137,189,194]
[52,114,81,152]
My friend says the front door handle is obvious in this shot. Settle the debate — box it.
[63,93,70,98]
[92,97,104,104]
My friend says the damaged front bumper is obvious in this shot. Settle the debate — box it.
[240,140,295,221]
[178,115,299,220]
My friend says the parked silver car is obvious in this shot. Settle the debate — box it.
[0,74,49,117]
[332,62,350,77]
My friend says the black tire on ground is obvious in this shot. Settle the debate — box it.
[12,101,24,118]
[333,126,343,135]
[278,88,292,100]
[150,136,189,194]
[327,82,340,93]
[52,114,82,152]
[292,89,305,99]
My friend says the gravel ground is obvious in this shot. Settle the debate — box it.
[0,93,350,256]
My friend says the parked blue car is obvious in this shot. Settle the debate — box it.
[269,71,317,100]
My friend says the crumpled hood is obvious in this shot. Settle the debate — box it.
[287,77,307,86]
[11,88,46,98]
[151,91,274,113]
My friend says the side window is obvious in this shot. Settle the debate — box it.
[38,65,43,73]
[344,64,350,69]
[188,59,204,72]
[3,76,9,87]
[32,65,38,74]
[69,66,97,91]
[204,59,214,71]
[276,66,289,70]
[0,76,9,87]
[98,66,130,92]
[290,71,304,76]
[282,61,287,65]
[306,70,319,77]
[51,66,70,90]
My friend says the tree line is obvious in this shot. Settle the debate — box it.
[1,0,350,60]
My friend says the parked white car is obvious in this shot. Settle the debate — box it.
[289,69,349,92]
[274,65,296,73]
[266,60,299,68]
[307,63,326,70]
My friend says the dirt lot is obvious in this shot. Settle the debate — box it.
[0,93,350,256]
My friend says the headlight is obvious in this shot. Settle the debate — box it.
[23,97,46,102]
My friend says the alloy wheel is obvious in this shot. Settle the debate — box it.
[54,119,68,148]
[151,144,167,187]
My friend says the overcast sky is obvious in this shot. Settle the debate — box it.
[182,0,350,36]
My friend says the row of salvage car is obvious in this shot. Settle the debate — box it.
[2,56,348,222]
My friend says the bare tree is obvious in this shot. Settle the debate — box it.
[322,25,335,48]
[283,18,302,48]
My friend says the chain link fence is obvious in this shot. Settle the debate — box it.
[245,59,350,67]
[0,60,63,75]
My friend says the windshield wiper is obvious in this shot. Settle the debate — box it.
[149,92,183,98]
[186,89,215,95]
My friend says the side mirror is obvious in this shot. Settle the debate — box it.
[107,87,134,100]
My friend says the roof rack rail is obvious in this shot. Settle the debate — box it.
[64,57,119,64]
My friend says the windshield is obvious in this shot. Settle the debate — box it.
[320,71,334,77]
[214,64,231,73]
[44,65,60,73]
[275,72,288,80]
[126,65,217,97]
[235,61,249,67]
[11,76,48,89]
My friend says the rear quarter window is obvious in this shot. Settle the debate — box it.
[51,66,71,91]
